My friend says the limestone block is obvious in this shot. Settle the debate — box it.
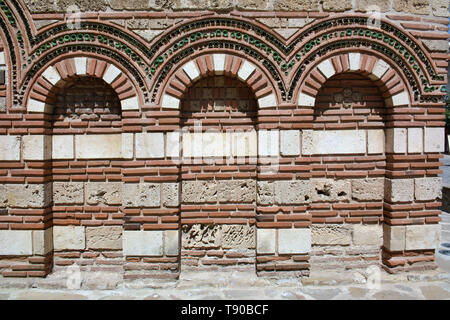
[222,225,255,249]
[53,182,84,204]
[218,180,256,203]
[405,224,441,250]
[42,66,61,85]
[258,94,277,108]
[165,230,179,256]
[384,178,414,203]
[393,0,431,15]
[182,180,217,203]
[52,135,74,159]
[298,93,316,107]
[3,184,52,208]
[182,132,203,158]
[323,0,352,11]
[74,57,87,75]
[275,180,312,204]
[424,127,444,153]
[0,51,4,65]
[123,231,163,256]
[237,61,256,81]
[355,0,391,12]
[367,130,384,154]
[32,228,53,255]
[422,39,449,52]
[258,130,279,156]
[273,0,319,11]
[308,130,366,155]
[121,133,134,159]
[102,65,121,84]
[311,225,352,245]
[278,228,311,254]
[0,230,33,255]
[86,226,122,250]
[122,183,160,207]
[351,178,384,201]
[23,135,52,160]
[257,181,275,205]
[257,229,276,254]
[202,132,224,157]
[280,130,300,156]
[182,224,221,248]
[369,59,389,80]
[414,177,442,201]
[389,91,410,107]
[386,128,407,153]
[301,130,313,155]
[213,54,225,74]
[183,61,200,81]
[121,96,140,111]
[27,98,51,113]
[407,128,423,153]
[348,52,361,71]
[311,179,351,202]
[86,182,122,205]
[352,225,382,246]
[231,131,257,157]
[75,134,122,159]
[162,183,179,207]
[161,94,180,109]
[166,131,180,157]
[383,224,406,251]
[53,226,85,251]
[136,132,165,159]
[317,59,336,78]
[0,136,21,161]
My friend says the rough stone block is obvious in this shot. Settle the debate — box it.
[280,130,300,156]
[222,225,255,249]
[405,224,441,250]
[424,127,444,153]
[432,0,449,17]
[273,0,319,11]
[414,177,442,201]
[0,230,33,255]
[122,183,160,207]
[86,226,122,250]
[52,135,74,159]
[2,184,52,208]
[53,226,85,251]
[182,181,217,203]
[384,178,414,203]
[23,135,52,160]
[323,0,352,11]
[123,231,163,256]
[383,224,405,251]
[165,230,179,256]
[162,183,179,207]
[278,228,311,254]
[311,225,351,245]
[182,224,221,248]
[32,228,53,255]
[257,181,275,205]
[218,180,256,203]
[275,180,312,204]
[75,134,122,159]
[393,0,431,15]
[0,136,21,161]
[351,178,384,201]
[352,225,382,246]
[53,182,84,204]
[257,229,276,254]
[136,132,165,159]
[86,182,122,205]
[311,179,351,202]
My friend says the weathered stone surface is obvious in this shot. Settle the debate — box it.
[383,224,406,251]
[352,225,382,246]
[1,184,52,208]
[414,177,442,201]
[351,178,384,201]
[311,179,351,202]
[122,183,160,207]
[53,182,84,204]
[23,135,52,160]
[280,130,300,156]
[86,182,122,205]
[257,229,276,254]
[86,226,122,250]
[25,0,108,13]
[355,0,391,12]
[222,225,255,249]
[53,226,85,251]
[0,136,21,161]
[256,18,288,28]
[182,181,217,203]
[165,230,179,256]
[218,180,256,203]
[257,181,275,205]
[405,224,440,250]
[182,224,221,248]
[311,225,351,245]
[52,135,74,159]
[431,0,449,17]
[384,178,414,203]
[236,0,268,10]
[278,228,311,254]
[33,228,53,255]
[393,0,430,15]
[273,0,318,11]
[322,0,352,11]
[123,231,163,256]
[162,183,179,207]
[275,181,312,204]
[0,230,33,255]
[422,39,449,52]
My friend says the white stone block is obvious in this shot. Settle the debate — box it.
[33,228,53,255]
[257,229,276,254]
[0,135,21,161]
[166,131,180,157]
[317,59,336,79]
[408,128,423,153]
[383,224,405,251]
[165,230,179,256]
[75,134,122,159]
[161,94,180,109]
[53,226,85,251]
[278,228,311,254]
[42,66,61,85]
[424,127,444,153]
[52,135,74,159]
[121,133,134,159]
[182,132,203,158]
[0,230,33,255]
[390,91,410,107]
[213,54,225,74]
[414,177,442,201]
[183,61,200,81]
[368,129,384,154]
[27,98,51,113]
[136,132,165,159]
[280,130,300,156]
[310,130,366,155]
[121,96,139,111]
[258,130,279,156]
[348,52,361,71]
[370,59,389,79]
[0,52,5,65]
[23,135,52,160]
[231,130,257,157]
[202,132,223,157]
[386,128,407,153]
[298,92,315,106]
[352,225,382,246]
[102,64,121,84]
[405,224,440,250]
[237,61,256,81]
[258,93,277,108]
[74,57,87,75]
[123,231,163,256]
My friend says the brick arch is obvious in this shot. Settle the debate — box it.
[296,52,411,109]
[25,56,142,113]
[159,53,279,110]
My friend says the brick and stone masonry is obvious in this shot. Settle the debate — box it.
[0,0,448,280]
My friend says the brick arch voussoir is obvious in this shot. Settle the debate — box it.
[25,56,142,113]
[296,52,412,109]
[160,53,279,110]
